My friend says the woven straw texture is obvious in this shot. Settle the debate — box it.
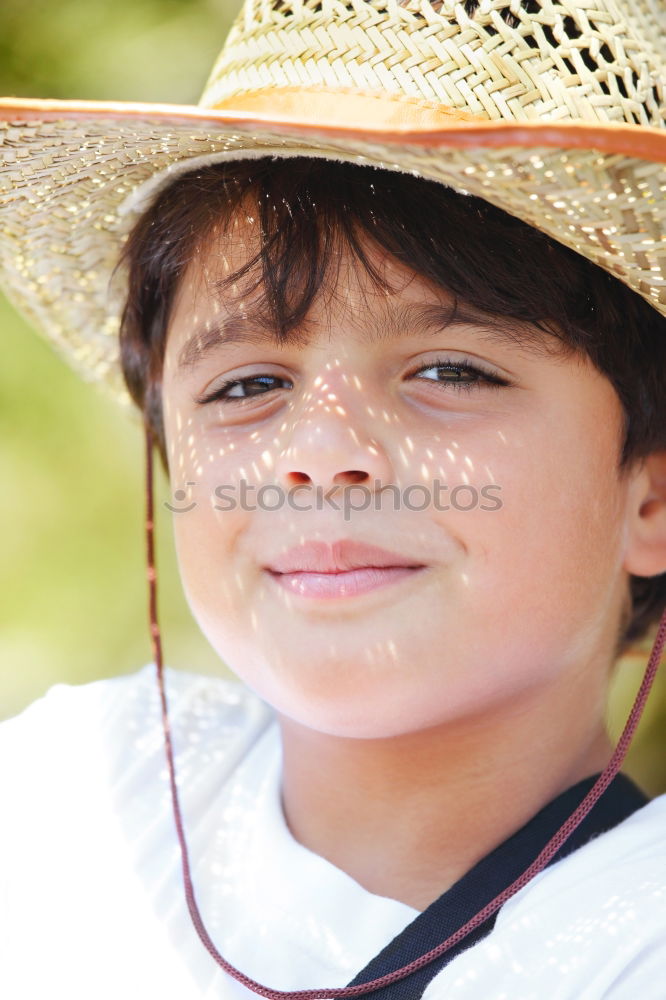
[0,0,665,405]
[206,0,664,125]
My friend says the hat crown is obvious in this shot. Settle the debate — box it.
[200,0,665,127]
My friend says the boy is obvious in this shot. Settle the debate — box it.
[1,1,665,997]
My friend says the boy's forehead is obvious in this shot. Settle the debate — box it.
[169,221,570,375]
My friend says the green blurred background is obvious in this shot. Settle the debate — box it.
[1,0,664,793]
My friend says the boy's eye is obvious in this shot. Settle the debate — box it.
[407,356,509,392]
[197,374,292,405]
[196,355,509,406]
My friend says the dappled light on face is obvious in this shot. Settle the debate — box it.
[397,445,411,469]
[162,308,491,519]
[358,637,401,669]
[153,220,557,738]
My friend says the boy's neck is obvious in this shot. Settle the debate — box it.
[276,684,613,912]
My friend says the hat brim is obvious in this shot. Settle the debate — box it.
[1,90,665,406]
[5,91,666,160]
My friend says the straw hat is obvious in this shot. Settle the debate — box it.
[1,0,665,405]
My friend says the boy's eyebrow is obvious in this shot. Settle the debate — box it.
[174,302,559,377]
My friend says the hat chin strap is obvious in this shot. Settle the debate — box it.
[143,422,666,1000]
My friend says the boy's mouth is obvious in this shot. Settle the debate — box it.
[264,539,426,599]
[266,565,426,599]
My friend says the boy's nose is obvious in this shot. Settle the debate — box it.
[273,396,395,494]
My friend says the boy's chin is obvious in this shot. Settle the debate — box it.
[233,664,499,740]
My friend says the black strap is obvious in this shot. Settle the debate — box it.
[345,772,648,999]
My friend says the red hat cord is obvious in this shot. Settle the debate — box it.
[144,423,666,1000]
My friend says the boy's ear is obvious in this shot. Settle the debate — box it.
[623,451,666,578]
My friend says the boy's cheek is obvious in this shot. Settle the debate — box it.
[445,450,627,617]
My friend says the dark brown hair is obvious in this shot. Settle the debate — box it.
[118,157,666,651]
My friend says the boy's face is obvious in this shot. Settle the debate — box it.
[160,215,641,739]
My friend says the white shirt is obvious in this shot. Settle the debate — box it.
[0,664,664,999]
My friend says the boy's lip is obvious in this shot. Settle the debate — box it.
[264,538,427,574]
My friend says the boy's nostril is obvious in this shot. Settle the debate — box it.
[288,471,311,485]
[337,470,368,484]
